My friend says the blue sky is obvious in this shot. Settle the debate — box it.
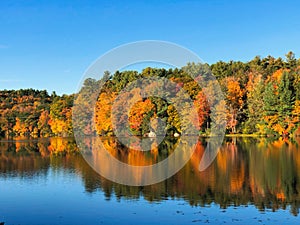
[0,0,300,95]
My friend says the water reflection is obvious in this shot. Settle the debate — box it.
[0,137,299,216]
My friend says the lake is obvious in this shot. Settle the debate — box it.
[0,137,300,225]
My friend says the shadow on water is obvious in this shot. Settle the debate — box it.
[0,136,300,216]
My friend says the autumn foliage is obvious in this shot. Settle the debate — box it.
[1,52,300,137]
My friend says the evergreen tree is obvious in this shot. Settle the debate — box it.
[244,75,265,133]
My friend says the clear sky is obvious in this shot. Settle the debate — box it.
[0,0,300,95]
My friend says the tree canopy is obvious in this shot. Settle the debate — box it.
[1,52,300,138]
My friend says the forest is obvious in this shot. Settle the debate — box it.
[1,52,300,138]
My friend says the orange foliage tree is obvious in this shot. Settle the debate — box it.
[224,77,243,133]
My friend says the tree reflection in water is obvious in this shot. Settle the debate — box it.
[0,137,299,216]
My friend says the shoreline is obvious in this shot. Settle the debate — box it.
[0,133,292,142]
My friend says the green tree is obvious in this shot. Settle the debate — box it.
[263,71,294,135]
[243,74,265,133]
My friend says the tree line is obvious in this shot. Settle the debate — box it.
[0,89,73,137]
[1,52,300,138]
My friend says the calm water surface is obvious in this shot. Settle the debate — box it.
[0,137,300,225]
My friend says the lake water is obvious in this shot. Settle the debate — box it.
[0,137,300,225]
